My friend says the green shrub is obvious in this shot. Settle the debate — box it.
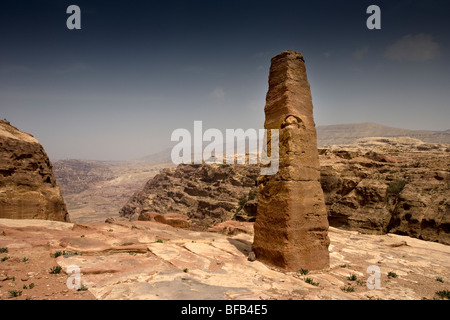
[78,284,88,291]
[347,274,357,281]
[49,266,62,274]
[54,250,80,258]
[234,190,257,218]
[0,248,8,253]
[9,290,22,297]
[342,286,355,292]
[298,268,309,275]
[436,290,450,299]
[436,277,444,283]
[29,283,35,289]
[387,180,408,196]
[304,277,319,286]
[388,271,398,278]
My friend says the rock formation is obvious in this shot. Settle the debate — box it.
[320,137,450,244]
[120,163,259,228]
[252,50,330,271]
[0,120,70,222]
[119,137,449,245]
[2,217,450,300]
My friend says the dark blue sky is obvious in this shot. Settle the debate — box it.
[1,0,449,160]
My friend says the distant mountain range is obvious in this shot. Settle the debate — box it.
[140,122,450,164]
[316,122,450,146]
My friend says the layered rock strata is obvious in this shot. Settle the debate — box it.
[0,120,69,222]
[252,50,330,271]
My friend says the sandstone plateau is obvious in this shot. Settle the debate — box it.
[1,218,449,300]
[0,120,69,222]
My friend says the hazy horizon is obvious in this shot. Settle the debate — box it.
[1,0,449,161]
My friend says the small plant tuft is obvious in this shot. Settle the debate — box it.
[183,268,189,273]
[0,248,8,253]
[1,256,9,262]
[298,268,309,275]
[304,277,319,286]
[155,239,163,243]
[49,266,62,274]
[435,290,450,300]
[29,283,35,289]
[342,285,355,292]
[387,180,408,197]
[387,271,398,278]
[347,274,357,281]
[54,250,80,258]
[78,284,88,291]
[9,290,22,297]
[22,257,29,262]
[436,277,444,283]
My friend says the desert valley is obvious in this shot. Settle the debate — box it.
[0,50,449,301]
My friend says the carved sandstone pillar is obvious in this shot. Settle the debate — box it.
[253,50,330,271]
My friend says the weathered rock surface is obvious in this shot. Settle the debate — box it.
[1,218,449,300]
[121,136,449,245]
[320,137,450,245]
[0,120,69,222]
[252,50,330,271]
[138,211,191,229]
[120,164,259,229]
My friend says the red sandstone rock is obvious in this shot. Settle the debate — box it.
[138,211,191,228]
[0,120,69,222]
[252,51,330,271]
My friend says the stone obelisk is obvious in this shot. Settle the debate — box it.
[253,50,330,271]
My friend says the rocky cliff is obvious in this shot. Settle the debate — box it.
[320,137,449,244]
[0,120,69,222]
[120,163,259,229]
[121,137,449,245]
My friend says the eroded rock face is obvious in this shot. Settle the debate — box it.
[0,120,69,222]
[120,163,259,229]
[252,50,330,271]
[119,137,449,245]
[320,137,450,245]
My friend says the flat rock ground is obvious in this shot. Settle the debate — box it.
[0,218,449,300]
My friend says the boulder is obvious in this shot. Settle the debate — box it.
[0,120,69,222]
